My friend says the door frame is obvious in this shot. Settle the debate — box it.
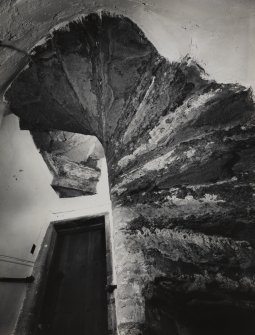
[14,214,117,335]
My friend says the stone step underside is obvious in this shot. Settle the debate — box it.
[31,130,101,198]
[43,152,100,197]
[5,12,255,335]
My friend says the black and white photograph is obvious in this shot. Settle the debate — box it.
[0,0,255,334]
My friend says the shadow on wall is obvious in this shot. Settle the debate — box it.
[144,278,255,335]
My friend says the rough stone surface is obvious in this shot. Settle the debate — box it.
[5,13,255,335]
[32,130,102,197]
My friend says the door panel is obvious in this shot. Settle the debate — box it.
[36,220,108,335]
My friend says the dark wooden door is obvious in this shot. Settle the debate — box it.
[36,219,108,335]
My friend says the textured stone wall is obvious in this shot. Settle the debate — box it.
[6,13,255,335]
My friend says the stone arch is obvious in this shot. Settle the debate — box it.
[5,12,255,335]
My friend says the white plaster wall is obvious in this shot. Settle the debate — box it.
[0,112,111,335]
[130,0,255,89]
[0,114,57,276]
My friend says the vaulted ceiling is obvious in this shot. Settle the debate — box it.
[4,12,255,335]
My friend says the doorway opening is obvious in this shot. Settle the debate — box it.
[15,215,117,335]
[0,112,115,334]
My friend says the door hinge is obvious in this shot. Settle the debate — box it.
[106,284,117,293]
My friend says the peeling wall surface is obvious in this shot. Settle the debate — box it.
[4,10,255,335]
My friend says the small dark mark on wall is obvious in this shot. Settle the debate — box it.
[0,276,34,283]
[30,244,36,254]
